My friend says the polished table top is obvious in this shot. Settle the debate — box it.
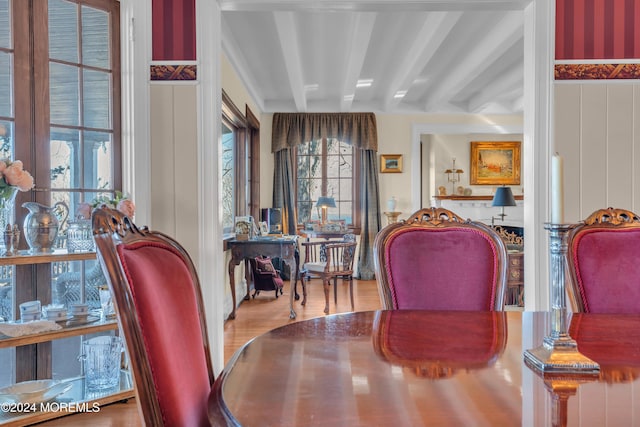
[209,310,640,426]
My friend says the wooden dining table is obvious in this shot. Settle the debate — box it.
[209,310,640,426]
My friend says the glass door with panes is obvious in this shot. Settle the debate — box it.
[0,0,121,389]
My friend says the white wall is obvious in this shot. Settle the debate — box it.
[555,83,640,222]
[149,85,200,265]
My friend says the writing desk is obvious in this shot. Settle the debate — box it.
[210,310,640,426]
[226,237,299,320]
[298,230,354,240]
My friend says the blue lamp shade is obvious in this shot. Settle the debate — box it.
[492,187,516,207]
[316,197,336,209]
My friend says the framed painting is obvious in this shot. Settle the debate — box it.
[380,154,403,173]
[470,141,521,185]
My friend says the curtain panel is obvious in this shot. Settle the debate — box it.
[271,113,378,152]
[271,113,381,280]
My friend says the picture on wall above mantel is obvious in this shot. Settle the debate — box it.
[470,141,521,185]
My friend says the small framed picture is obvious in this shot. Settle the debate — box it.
[259,221,269,236]
[380,154,403,173]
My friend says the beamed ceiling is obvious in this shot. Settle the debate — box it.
[220,0,531,115]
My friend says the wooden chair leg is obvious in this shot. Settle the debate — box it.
[334,277,338,304]
[323,278,330,314]
[301,275,307,306]
[349,277,354,311]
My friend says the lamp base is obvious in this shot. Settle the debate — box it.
[524,335,600,374]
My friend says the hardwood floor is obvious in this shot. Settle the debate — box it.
[36,278,382,426]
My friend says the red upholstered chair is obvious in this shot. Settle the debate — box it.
[373,207,508,311]
[249,256,284,298]
[92,206,215,426]
[567,207,640,314]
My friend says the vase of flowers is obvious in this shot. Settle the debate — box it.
[90,191,136,218]
[0,159,35,241]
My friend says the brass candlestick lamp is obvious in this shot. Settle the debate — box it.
[316,196,336,225]
[444,158,464,195]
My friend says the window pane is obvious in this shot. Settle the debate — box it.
[49,0,78,63]
[308,140,321,156]
[83,69,110,129]
[0,348,15,387]
[0,0,10,49]
[50,62,80,126]
[84,130,112,190]
[337,201,352,224]
[50,128,79,188]
[327,138,340,154]
[339,178,353,201]
[0,120,13,159]
[82,5,109,69]
[297,201,312,224]
[326,179,339,199]
[52,259,103,308]
[0,51,12,118]
[327,155,341,178]
[297,155,309,179]
[221,123,234,231]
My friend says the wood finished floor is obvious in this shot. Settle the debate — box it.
[36,278,382,426]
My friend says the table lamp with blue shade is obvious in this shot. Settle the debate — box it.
[492,186,516,222]
[316,196,336,224]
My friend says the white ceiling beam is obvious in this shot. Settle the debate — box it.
[382,11,462,111]
[423,12,523,111]
[466,60,523,112]
[340,13,377,112]
[221,19,266,113]
[220,1,532,12]
[273,11,307,112]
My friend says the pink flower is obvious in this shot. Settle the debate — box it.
[76,202,92,220]
[117,199,135,218]
[3,160,35,191]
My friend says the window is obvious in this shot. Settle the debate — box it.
[295,138,360,229]
[221,90,259,235]
[0,0,120,386]
[221,121,236,232]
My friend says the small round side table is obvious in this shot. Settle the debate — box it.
[383,211,401,225]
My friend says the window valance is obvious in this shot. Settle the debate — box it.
[271,113,378,152]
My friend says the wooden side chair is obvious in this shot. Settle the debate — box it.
[92,206,215,426]
[373,207,508,311]
[567,207,640,313]
[299,238,357,314]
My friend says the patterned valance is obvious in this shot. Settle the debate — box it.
[271,113,378,152]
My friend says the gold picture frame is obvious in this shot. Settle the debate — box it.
[380,154,403,173]
[470,141,521,185]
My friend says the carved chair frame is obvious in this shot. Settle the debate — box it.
[92,206,215,425]
[373,207,508,311]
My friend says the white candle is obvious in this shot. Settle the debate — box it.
[551,153,564,224]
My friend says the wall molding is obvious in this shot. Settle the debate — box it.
[555,63,640,80]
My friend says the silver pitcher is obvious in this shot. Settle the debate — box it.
[22,201,69,253]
